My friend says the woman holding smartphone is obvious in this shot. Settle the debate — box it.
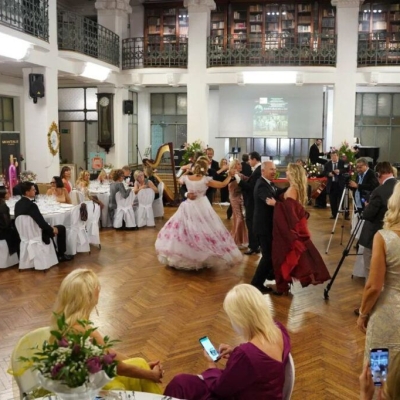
[164,284,291,399]
[357,182,400,391]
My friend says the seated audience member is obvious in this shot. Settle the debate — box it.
[122,165,134,186]
[359,352,400,400]
[14,182,72,262]
[97,170,108,183]
[75,170,104,208]
[51,268,163,392]
[46,176,72,204]
[12,170,39,197]
[109,169,134,223]
[133,170,159,197]
[144,166,160,200]
[164,284,291,400]
[0,187,20,256]
[60,166,72,193]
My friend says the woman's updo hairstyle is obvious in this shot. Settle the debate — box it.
[193,158,209,176]
[111,169,124,182]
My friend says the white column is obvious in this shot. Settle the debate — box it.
[137,90,151,161]
[331,0,362,147]
[113,87,130,167]
[185,0,215,145]
[22,67,59,182]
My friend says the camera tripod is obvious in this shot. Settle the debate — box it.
[324,212,364,300]
[325,186,356,254]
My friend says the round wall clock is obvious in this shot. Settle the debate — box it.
[47,122,60,156]
[99,96,110,107]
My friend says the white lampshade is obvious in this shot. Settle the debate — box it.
[80,62,111,81]
[0,32,32,60]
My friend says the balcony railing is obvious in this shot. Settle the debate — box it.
[358,33,400,66]
[122,36,188,69]
[57,9,120,67]
[0,0,49,41]
[208,33,337,67]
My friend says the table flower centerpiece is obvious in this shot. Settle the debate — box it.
[20,314,118,400]
[20,170,37,183]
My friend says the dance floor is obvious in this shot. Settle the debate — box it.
[0,204,365,400]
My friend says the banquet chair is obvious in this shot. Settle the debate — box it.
[282,353,295,400]
[135,188,155,227]
[0,240,19,268]
[66,205,90,255]
[114,191,136,229]
[15,216,59,271]
[9,327,50,399]
[85,200,101,249]
[152,181,164,218]
[70,189,84,205]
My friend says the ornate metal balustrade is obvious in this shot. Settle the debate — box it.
[208,33,337,67]
[122,36,188,69]
[0,0,49,41]
[358,33,400,66]
[57,9,120,67]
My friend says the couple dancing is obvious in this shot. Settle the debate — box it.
[155,158,242,270]
[252,161,330,294]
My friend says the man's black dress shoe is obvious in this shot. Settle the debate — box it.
[244,249,260,255]
[58,254,73,262]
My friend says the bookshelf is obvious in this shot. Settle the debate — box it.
[210,4,227,50]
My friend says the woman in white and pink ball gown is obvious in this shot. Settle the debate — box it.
[155,158,243,270]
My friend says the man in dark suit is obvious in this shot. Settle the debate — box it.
[309,139,327,165]
[205,148,219,204]
[250,161,280,294]
[13,181,39,197]
[348,157,379,213]
[236,151,262,255]
[323,151,346,219]
[14,182,72,262]
[122,165,134,186]
[241,154,252,177]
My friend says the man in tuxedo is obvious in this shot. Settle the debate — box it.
[122,165,134,186]
[241,154,252,177]
[205,148,219,204]
[14,182,72,262]
[323,151,346,219]
[348,157,379,213]
[250,161,280,294]
[309,139,327,165]
[236,151,262,255]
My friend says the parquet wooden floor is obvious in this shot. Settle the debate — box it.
[0,204,366,400]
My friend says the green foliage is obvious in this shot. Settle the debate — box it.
[180,140,205,166]
[336,141,356,165]
[19,314,118,388]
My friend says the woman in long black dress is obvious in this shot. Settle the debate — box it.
[0,187,20,255]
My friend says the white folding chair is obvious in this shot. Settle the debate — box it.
[152,181,164,218]
[15,216,58,271]
[0,240,19,268]
[114,191,136,228]
[85,201,101,248]
[135,188,155,227]
[282,353,295,400]
[71,189,84,205]
[9,327,50,399]
[66,205,90,255]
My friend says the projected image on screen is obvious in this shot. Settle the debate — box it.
[253,97,288,137]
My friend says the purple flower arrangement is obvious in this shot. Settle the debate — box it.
[20,314,118,388]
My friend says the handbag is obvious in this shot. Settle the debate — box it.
[79,203,88,221]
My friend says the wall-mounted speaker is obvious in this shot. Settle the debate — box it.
[123,100,134,115]
[29,74,45,104]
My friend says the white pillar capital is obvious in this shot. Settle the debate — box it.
[331,0,363,8]
[184,0,216,11]
[95,0,132,14]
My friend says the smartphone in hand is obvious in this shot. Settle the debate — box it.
[370,348,389,386]
[199,336,220,362]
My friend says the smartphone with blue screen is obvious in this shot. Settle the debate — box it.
[370,348,389,386]
[199,336,220,362]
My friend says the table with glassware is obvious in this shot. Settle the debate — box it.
[88,181,112,228]
[33,391,179,400]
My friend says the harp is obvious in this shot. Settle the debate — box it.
[142,142,179,204]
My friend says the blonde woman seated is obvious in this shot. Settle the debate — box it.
[164,284,291,399]
[133,170,159,196]
[76,170,104,209]
[46,177,71,204]
[51,269,163,393]
[109,169,134,223]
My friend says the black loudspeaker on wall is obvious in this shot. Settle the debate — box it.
[123,100,134,115]
[29,73,45,104]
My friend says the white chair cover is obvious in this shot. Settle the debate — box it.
[85,201,101,247]
[114,191,136,228]
[0,240,19,268]
[15,216,58,271]
[135,188,155,227]
[152,182,164,218]
[66,205,90,255]
[282,353,295,400]
[71,189,84,205]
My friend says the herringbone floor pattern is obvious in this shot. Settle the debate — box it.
[0,205,366,400]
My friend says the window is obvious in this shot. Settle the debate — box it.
[0,97,14,131]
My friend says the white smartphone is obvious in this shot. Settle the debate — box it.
[370,348,389,387]
[199,336,220,362]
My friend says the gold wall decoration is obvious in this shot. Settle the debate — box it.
[47,121,60,156]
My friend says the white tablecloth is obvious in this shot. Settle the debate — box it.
[89,189,112,228]
[35,391,180,400]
